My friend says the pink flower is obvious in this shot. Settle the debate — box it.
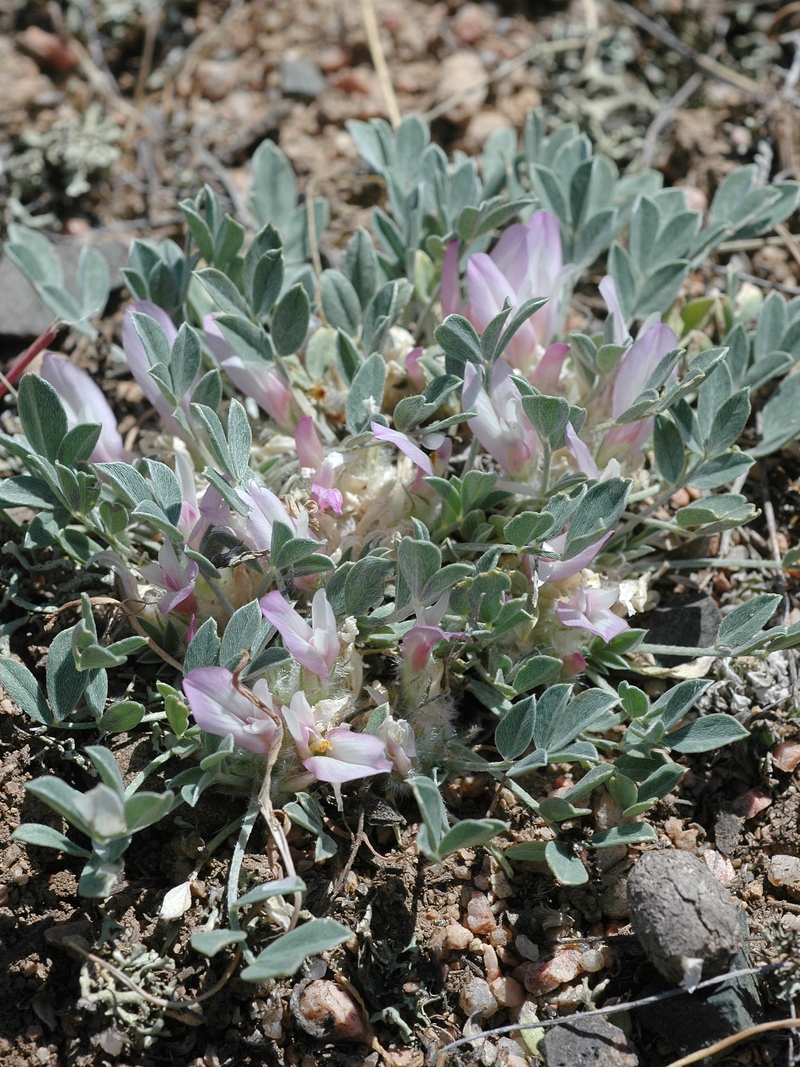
[183,666,280,753]
[40,353,127,463]
[462,361,539,478]
[464,212,567,368]
[198,478,312,555]
[371,421,433,476]
[405,346,426,392]
[122,301,185,433]
[599,276,632,346]
[441,241,461,318]
[260,588,339,680]
[203,315,293,429]
[599,322,678,464]
[556,586,629,642]
[296,417,343,514]
[530,342,570,394]
[139,540,198,615]
[282,691,392,784]
[536,529,615,585]
[379,716,416,777]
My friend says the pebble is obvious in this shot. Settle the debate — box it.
[523,949,583,995]
[444,924,473,951]
[17,26,78,72]
[767,854,800,900]
[291,979,371,1044]
[514,933,539,961]
[773,740,800,772]
[196,60,240,102]
[540,1016,639,1066]
[434,52,487,124]
[483,944,500,983]
[459,977,498,1019]
[466,893,497,935]
[280,55,328,101]
[489,976,524,1008]
[452,3,492,44]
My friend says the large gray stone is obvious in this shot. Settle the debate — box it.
[0,237,127,339]
[541,1016,639,1066]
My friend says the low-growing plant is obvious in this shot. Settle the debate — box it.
[2,112,800,983]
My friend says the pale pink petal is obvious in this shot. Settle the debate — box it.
[295,416,325,469]
[183,666,278,753]
[612,323,677,418]
[564,422,599,480]
[260,591,331,679]
[441,241,461,318]
[530,342,569,394]
[371,421,433,476]
[40,353,126,463]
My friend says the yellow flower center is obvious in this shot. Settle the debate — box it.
[309,736,333,756]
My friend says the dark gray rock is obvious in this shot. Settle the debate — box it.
[280,56,327,101]
[0,238,127,339]
[638,592,721,665]
[638,917,762,1058]
[541,1016,639,1066]
[627,849,742,985]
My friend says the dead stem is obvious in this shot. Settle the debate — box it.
[360,0,401,128]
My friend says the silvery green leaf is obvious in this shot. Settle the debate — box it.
[493,297,549,364]
[744,350,793,392]
[321,270,361,335]
[250,139,298,229]
[675,492,757,534]
[628,195,661,274]
[512,656,561,695]
[531,164,570,228]
[671,399,704,455]
[634,260,689,317]
[184,617,220,673]
[131,499,183,541]
[170,323,201,396]
[284,792,337,861]
[435,315,483,378]
[396,537,441,605]
[0,475,59,510]
[0,659,52,725]
[271,283,310,356]
[11,823,91,858]
[505,511,557,548]
[95,461,153,506]
[697,361,733,441]
[362,278,413,354]
[212,214,245,270]
[240,919,352,982]
[716,594,782,650]
[70,783,127,843]
[234,876,307,910]
[347,117,394,174]
[705,388,750,456]
[79,854,124,898]
[654,414,685,485]
[248,249,284,318]
[181,199,214,261]
[562,765,615,802]
[563,477,631,559]
[346,352,386,434]
[636,764,686,805]
[438,819,507,859]
[196,267,250,317]
[647,679,711,729]
[537,688,619,752]
[219,600,264,671]
[573,208,616,269]
[214,314,274,365]
[17,375,68,463]
[652,210,701,267]
[480,302,514,363]
[97,700,145,735]
[77,245,110,316]
[538,797,591,823]
[342,227,378,309]
[130,309,173,370]
[608,242,636,321]
[750,370,800,457]
[521,393,570,444]
[226,399,252,483]
[545,840,588,885]
[6,224,64,285]
[192,929,249,956]
[46,626,86,722]
[141,459,182,523]
[344,556,394,616]
[668,714,749,753]
[125,791,175,833]
[496,696,536,760]
[57,424,101,468]
[687,452,754,489]
[587,824,657,848]
[191,403,234,478]
[25,777,94,839]
[85,745,125,796]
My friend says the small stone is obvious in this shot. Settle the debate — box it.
[291,979,371,1044]
[732,787,772,820]
[489,976,524,1007]
[466,893,497,935]
[435,52,487,124]
[523,950,583,995]
[17,26,78,73]
[452,3,492,44]
[601,876,630,919]
[459,977,498,1019]
[638,593,721,667]
[483,944,500,982]
[280,55,328,101]
[627,849,742,984]
[444,924,473,951]
[317,46,350,73]
[773,740,800,772]
[703,850,735,884]
[514,934,539,961]
[540,1016,639,1066]
[767,855,800,900]
[196,60,239,101]
[578,948,607,973]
